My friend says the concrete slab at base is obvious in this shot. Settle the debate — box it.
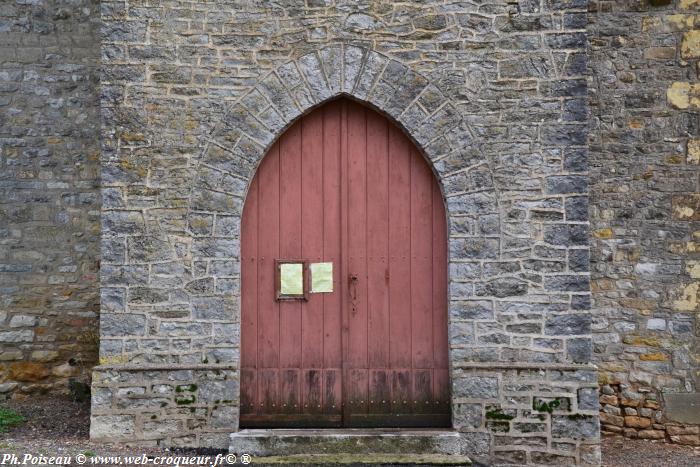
[230,429,468,457]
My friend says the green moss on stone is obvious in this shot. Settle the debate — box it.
[486,407,515,421]
[486,420,510,432]
[175,384,198,393]
[175,394,196,405]
[532,397,562,414]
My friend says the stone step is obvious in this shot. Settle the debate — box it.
[230,429,471,462]
[244,453,471,465]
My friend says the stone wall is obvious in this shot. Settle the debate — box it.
[0,1,100,397]
[2,0,696,461]
[93,0,599,463]
[588,0,699,445]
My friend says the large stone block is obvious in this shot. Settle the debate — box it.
[199,380,238,403]
[453,376,499,399]
[545,314,591,335]
[668,82,700,109]
[552,415,599,440]
[663,393,700,424]
[0,330,34,343]
[90,415,136,439]
[681,31,700,59]
[100,313,146,337]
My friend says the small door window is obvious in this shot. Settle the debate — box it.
[275,260,308,300]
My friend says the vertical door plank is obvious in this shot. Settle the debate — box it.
[279,125,303,370]
[324,369,342,415]
[281,369,300,414]
[410,148,434,370]
[388,126,412,371]
[324,102,344,417]
[346,101,368,370]
[303,369,322,414]
[348,368,369,415]
[369,370,391,414]
[260,368,278,414]
[323,101,343,371]
[240,368,256,415]
[340,100,351,425]
[366,111,390,370]
[414,369,433,414]
[257,145,280,371]
[241,175,259,412]
[301,110,325,370]
[434,368,450,409]
[391,369,412,414]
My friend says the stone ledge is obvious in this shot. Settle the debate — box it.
[94,362,597,372]
[230,429,469,457]
[93,363,238,371]
[452,362,597,371]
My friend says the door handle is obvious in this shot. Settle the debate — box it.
[348,274,358,301]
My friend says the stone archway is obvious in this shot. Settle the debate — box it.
[184,44,501,431]
[94,42,599,462]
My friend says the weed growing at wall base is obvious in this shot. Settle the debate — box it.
[0,407,24,433]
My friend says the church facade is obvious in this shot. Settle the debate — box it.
[1,0,698,464]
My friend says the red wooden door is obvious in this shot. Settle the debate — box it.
[240,99,449,428]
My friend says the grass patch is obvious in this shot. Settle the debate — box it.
[0,407,25,433]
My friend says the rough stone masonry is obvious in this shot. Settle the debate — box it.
[0,0,100,395]
[91,0,600,463]
[0,0,697,464]
[588,0,699,446]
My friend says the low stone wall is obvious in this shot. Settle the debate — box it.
[599,383,699,445]
[588,0,700,446]
[91,364,600,464]
[0,1,101,397]
[90,366,238,448]
[453,366,600,465]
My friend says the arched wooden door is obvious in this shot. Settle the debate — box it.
[240,98,449,428]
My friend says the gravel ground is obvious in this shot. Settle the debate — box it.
[1,397,698,465]
[1,396,221,464]
[600,436,699,467]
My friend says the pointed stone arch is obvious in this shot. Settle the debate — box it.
[187,43,500,256]
[182,44,501,434]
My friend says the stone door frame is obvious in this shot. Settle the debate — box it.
[185,43,500,430]
[94,44,598,462]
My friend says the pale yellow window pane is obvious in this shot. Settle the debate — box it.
[280,263,304,295]
[310,262,333,293]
